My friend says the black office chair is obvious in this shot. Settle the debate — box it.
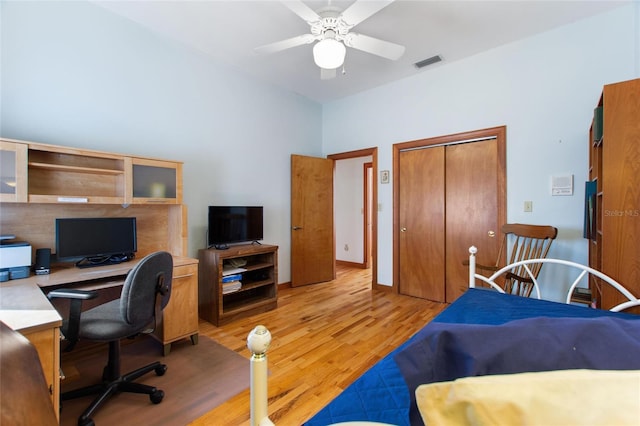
[48,251,173,426]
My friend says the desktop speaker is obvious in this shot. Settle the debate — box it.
[34,248,51,275]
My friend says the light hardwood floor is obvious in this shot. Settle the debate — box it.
[192,264,447,425]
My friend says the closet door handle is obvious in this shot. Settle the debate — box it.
[293,226,303,231]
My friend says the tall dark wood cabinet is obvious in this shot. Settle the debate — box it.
[588,78,640,310]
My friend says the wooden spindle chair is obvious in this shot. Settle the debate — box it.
[474,223,558,297]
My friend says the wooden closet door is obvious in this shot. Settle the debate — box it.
[445,139,501,302]
[398,146,446,301]
[394,127,505,303]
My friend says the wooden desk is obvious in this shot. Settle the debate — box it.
[0,255,199,422]
[30,256,192,288]
[0,280,62,422]
[31,256,200,355]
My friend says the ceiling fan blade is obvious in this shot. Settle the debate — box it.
[282,0,321,23]
[340,0,395,27]
[344,32,405,60]
[254,34,315,55]
[320,68,337,80]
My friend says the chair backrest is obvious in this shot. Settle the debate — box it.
[496,224,557,297]
[120,251,173,328]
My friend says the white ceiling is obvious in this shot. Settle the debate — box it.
[95,0,628,103]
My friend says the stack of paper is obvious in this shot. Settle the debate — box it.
[222,280,241,294]
[222,273,242,294]
[223,267,247,275]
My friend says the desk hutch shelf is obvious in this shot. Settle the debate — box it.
[1,138,182,205]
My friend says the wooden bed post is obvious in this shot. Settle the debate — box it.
[469,246,477,288]
[247,325,274,426]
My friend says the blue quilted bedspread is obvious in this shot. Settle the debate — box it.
[304,288,640,426]
[304,337,416,426]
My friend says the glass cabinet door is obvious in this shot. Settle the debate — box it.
[0,141,28,202]
[131,158,182,204]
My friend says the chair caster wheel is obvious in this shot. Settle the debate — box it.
[150,389,164,404]
[155,364,167,376]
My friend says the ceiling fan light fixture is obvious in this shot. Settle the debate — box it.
[313,38,346,69]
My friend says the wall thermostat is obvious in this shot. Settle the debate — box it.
[551,174,573,196]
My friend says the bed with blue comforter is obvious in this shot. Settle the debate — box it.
[304,288,640,426]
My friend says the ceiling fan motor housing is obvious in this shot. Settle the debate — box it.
[311,10,351,42]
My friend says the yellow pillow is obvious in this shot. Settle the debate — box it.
[416,369,640,425]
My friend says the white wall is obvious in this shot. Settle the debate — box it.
[0,0,323,283]
[334,156,372,264]
[322,4,640,301]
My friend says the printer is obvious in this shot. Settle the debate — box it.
[0,240,32,280]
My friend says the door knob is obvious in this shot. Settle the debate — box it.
[292,226,303,231]
[488,230,496,237]
[401,227,407,232]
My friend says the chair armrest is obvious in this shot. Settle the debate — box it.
[475,263,499,273]
[505,271,534,284]
[462,260,498,273]
[47,288,99,300]
[47,289,98,351]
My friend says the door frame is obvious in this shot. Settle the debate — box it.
[392,126,507,292]
[328,148,378,289]
[363,162,373,269]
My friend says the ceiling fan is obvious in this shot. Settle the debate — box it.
[254,0,405,79]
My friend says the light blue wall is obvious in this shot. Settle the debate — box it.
[0,0,323,283]
[2,1,639,300]
[322,3,639,300]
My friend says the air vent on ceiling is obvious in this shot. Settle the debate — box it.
[414,55,443,69]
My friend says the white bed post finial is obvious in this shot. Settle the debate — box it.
[248,325,274,426]
[469,246,477,288]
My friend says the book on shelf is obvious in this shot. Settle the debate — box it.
[222,273,243,283]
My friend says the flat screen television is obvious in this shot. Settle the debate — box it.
[55,217,137,268]
[208,206,263,249]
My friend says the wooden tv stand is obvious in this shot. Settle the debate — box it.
[198,244,278,326]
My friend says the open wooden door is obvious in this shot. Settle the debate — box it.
[364,162,373,269]
[291,154,335,287]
